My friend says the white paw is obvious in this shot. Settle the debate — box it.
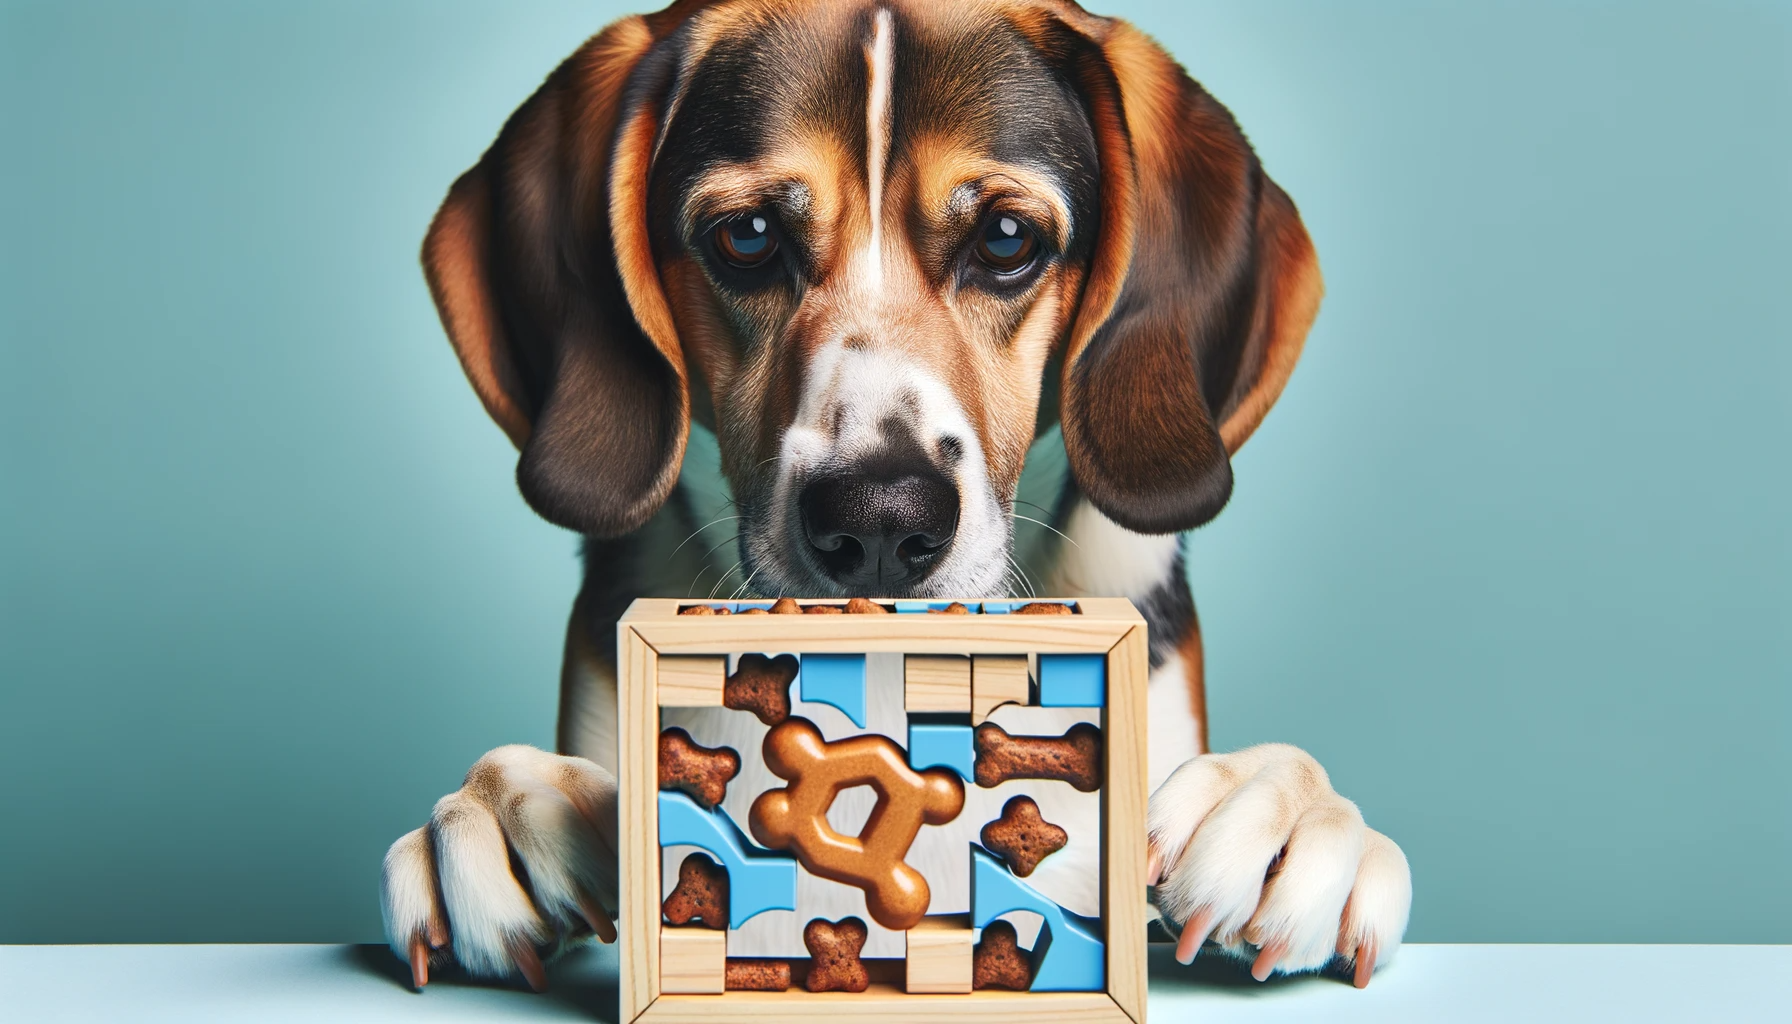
[380,745,619,989]
[1147,744,1411,987]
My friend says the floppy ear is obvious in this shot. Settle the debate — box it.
[1057,20,1323,535]
[422,16,690,538]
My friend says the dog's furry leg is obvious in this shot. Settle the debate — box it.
[1040,495,1208,786]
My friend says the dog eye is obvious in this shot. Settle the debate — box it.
[975,215,1038,273]
[716,215,778,268]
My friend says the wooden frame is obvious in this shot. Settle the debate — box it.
[618,598,1148,1024]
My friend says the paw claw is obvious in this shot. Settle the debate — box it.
[1146,849,1162,887]
[1251,938,1287,982]
[506,935,548,993]
[577,890,618,945]
[1353,938,1378,988]
[1174,908,1214,965]
[408,935,430,989]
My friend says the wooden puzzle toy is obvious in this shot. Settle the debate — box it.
[618,596,1147,1022]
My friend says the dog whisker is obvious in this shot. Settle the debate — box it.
[727,566,761,601]
[696,532,742,568]
[707,559,745,600]
[686,563,712,598]
[1005,554,1038,598]
[1010,512,1080,549]
[669,515,744,560]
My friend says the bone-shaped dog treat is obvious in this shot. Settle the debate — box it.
[658,728,740,809]
[973,721,1102,792]
[802,917,870,993]
[724,654,798,726]
[979,795,1068,876]
[661,852,729,929]
[750,717,964,931]
[972,919,1033,990]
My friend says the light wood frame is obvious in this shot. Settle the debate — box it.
[618,597,1148,1024]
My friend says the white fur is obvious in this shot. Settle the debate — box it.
[1148,744,1411,979]
[862,8,894,294]
[1044,497,1182,599]
[1340,827,1413,973]
[1146,648,1203,791]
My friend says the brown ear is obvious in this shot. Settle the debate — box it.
[422,16,690,538]
[1058,20,1323,535]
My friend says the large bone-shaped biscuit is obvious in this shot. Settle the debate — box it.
[749,717,964,931]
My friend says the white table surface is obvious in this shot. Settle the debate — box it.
[2,942,1787,1022]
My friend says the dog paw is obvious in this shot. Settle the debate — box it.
[1146,744,1411,987]
[380,745,619,990]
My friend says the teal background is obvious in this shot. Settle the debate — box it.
[2,0,1787,946]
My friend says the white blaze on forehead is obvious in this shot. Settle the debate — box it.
[863,7,894,294]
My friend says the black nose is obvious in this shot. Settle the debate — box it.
[800,468,959,591]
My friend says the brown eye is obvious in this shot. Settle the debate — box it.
[716,214,778,267]
[975,215,1038,273]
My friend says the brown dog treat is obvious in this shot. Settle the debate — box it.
[926,601,972,614]
[661,853,729,929]
[658,728,740,808]
[770,597,803,614]
[805,603,844,614]
[972,920,1033,990]
[752,718,964,931]
[974,722,1102,792]
[725,959,790,991]
[979,796,1069,877]
[803,917,870,993]
[844,597,889,614]
[1014,601,1072,615]
[678,604,714,615]
[723,654,798,725]
[739,607,770,614]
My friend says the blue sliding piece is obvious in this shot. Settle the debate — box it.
[970,846,1104,991]
[657,791,797,926]
[894,600,983,613]
[907,723,975,781]
[799,653,867,727]
[1038,653,1105,707]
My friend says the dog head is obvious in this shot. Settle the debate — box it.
[423,0,1321,598]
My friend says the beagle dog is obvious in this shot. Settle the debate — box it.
[383,0,1411,994]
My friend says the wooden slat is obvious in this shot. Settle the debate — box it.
[660,927,726,994]
[642,987,1129,1022]
[619,625,660,1022]
[1062,597,1145,624]
[1103,626,1149,1024]
[970,655,1030,725]
[904,914,973,993]
[905,655,971,712]
[658,655,726,706]
[630,614,1133,655]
